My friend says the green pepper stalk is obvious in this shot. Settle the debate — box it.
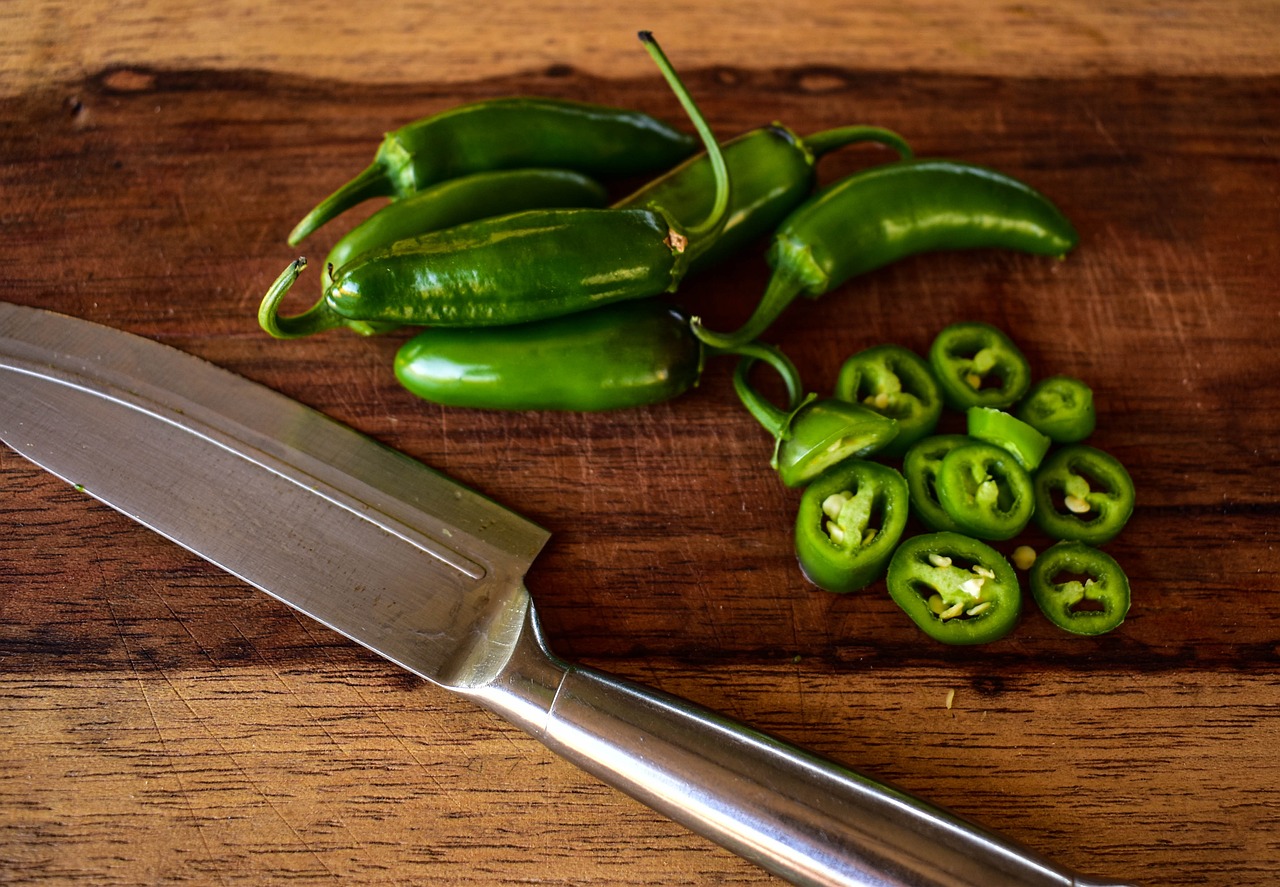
[287,96,698,245]
[733,355,899,488]
[260,32,732,340]
[393,300,803,413]
[691,159,1080,349]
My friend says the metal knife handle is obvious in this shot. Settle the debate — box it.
[466,599,1135,887]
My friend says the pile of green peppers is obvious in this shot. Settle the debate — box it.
[258,32,1114,644]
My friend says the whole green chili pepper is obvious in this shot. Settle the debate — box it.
[614,123,912,274]
[288,96,698,245]
[886,531,1022,645]
[733,357,899,489]
[393,300,799,412]
[929,321,1032,410]
[692,159,1079,348]
[1029,540,1131,636]
[935,440,1036,541]
[902,434,971,533]
[1016,375,1096,443]
[795,459,909,594]
[1032,444,1135,545]
[966,407,1051,471]
[260,33,731,340]
[834,344,942,457]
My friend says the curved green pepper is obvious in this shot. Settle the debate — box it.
[834,344,942,457]
[733,357,898,488]
[393,300,798,412]
[795,460,909,593]
[886,532,1021,645]
[692,159,1079,348]
[288,97,698,245]
[902,434,971,533]
[929,321,1032,409]
[966,407,1051,471]
[260,34,730,339]
[1033,445,1135,545]
[1017,375,1096,443]
[1030,541,1131,636]
[615,123,912,274]
[936,441,1035,541]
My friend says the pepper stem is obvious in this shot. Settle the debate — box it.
[638,32,729,247]
[706,340,804,411]
[257,258,349,339]
[691,261,809,350]
[802,125,914,161]
[288,163,395,246]
[731,350,816,444]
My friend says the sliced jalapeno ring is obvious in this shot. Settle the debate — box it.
[886,531,1021,645]
[1033,445,1135,545]
[928,321,1031,410]
[1017,375,1096,443]
[966,407,1052,470]
[1030,541,1131,636]
[835,344,942,457]
[902,434,972,533]
[795,460,909,593]
[936,440,1035,541]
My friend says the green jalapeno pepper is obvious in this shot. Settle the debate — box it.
[929,321,1032,410]
[886,531,1021,645]
[966,407,1051,471]
[615,123,912,274]
[392,300,798,412]
[1029,540,1131,636]
[795,459,909,593]
[902,434,971,533]
[691,159,1079,348]
[288,96,698,245]
[1016,375,1096,443]
[733,357,899,488]
[1033,445,1135,545]
[936,440,1035,541]
[834,344,942,457]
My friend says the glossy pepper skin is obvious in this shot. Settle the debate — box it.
[1030,541,1131,636]
[795,460,909,593]
[936,440,1036,541]
[393,300,799,412]
[886,532,1022,645]
[835,344,942,457]
[288,96,699,245]
[615,124,912,274]
[1017,375,1096,443]
[693,159,1078,349]
[1033,445,1135,545]
[966,407,1051,471]
[929,321,1033,410]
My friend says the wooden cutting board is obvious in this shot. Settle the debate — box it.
[2,4,1278,885]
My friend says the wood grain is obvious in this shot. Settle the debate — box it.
[2,7,1279,885]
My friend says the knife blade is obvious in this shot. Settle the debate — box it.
[0,301,1133,887]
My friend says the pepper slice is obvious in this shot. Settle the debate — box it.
[1033,445,1135,545]
[834,345,942,457]
[966,407,1051,470]
[936,441,1035,541]
[886,532,1021,644]
[795,460,909,593]
[1029,541,1131,636]
[733,357,899,488]
[928,322,1031,410]
[901,434,971,533]
[1016,375,1096,443]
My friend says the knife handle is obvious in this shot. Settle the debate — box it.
[466,599,1135,887]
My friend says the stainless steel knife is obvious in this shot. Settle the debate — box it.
[0,301,1133,887]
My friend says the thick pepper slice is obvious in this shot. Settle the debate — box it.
[795,460,909,593]
[834,345,942,457]
[966,407,1051,471]
[936,441,1035,541]
[901,434,971,533]
[928,321,1031,410]
[1030,541,1131,636]
[1016,375,1096,443]
[886,532,1021,644]
[1033,445,1135,545]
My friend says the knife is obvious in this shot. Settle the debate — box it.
[0,301,1134,887]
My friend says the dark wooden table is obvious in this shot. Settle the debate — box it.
[3,4,1278,885]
